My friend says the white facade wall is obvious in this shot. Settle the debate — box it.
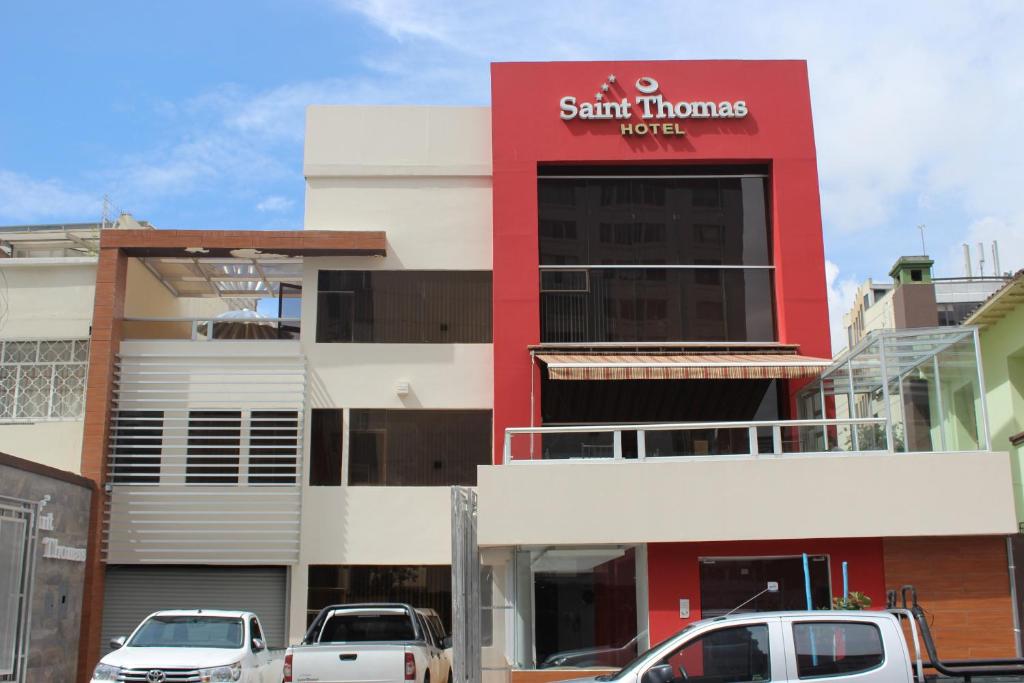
[0,258,96,471]
[292,105,494,640]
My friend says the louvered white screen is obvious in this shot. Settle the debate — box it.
[105,341,305,564]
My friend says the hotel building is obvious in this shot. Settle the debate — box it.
[0,60,1017,683]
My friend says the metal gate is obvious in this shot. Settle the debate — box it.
[101,566,288,652]
[0,495,38,683]
[451,486,481,683]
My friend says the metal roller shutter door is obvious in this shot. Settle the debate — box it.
[101,566,287,653]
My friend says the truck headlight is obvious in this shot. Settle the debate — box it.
[92,663,122,680]
[199,662,242,682]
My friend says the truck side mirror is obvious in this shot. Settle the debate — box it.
[442,636,453,649]
[642,664,674,683]
[109,636,126,650]
[252,638,266,652]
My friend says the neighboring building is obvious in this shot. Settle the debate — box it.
[843,255,1008,350]
[0,222,104,472]
[0,451,93,683]
[27,60,1020,680]
[965,272,1024,515]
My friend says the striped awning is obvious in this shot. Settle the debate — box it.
[537,353,832,381]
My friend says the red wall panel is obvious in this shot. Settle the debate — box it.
[646,538,886,644]
[490,61,831,460]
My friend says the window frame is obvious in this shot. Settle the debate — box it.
[315,270,493,344]
[789,620,886,680]
[345,409,492,487]
[655,622,773,683]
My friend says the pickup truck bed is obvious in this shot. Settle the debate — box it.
[284,603,448,683]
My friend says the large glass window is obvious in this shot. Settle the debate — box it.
[310,409,343,486]
[514,547,641,669]
[307,566,452,630]
[316,271,492,343]
[792,622,883,678]
[541,268,774,343]
[538,174,774,343]
[699,556,831,617]
[349,409,491,486]
[660,624,772,683]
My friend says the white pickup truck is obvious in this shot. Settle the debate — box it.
[91,609,276,682]
[284,604,451,683]
[569,592,1024,683]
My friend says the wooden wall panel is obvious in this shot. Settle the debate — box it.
[884,536,1017,659]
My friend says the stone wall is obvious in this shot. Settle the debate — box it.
[0,455,93,683]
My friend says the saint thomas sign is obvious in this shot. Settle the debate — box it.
[559,75,749,137]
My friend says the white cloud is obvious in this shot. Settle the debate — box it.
[0,170,101,223]
[825,260,860,355]
[256,195,295,213]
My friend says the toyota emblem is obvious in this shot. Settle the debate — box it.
[146,671,166,683]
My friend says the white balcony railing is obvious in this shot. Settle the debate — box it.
[503,418,891,464]
[122,316,301,341]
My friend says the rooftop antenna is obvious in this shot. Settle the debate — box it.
[977,241,986,277]
[917,224,927,256]
[992,241,1002,277]
[963,244,972,278]
[101,194,112,230]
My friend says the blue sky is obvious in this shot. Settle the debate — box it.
[1,1,1022,348]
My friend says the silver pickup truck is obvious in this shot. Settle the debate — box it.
[569,592,1024,683]
[284,604,450,683]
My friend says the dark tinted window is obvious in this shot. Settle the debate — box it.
[349,409,491,486]
[317,271,492,343]
[310,409,343,486]
[538,177,770,266]
[793,622,883,678]
[700,556,831,617]
[307,565,451,630]
[541,268,774,343]
[187,410,241,484]
[248,411,299,484]
[661,624,771,683]
[110,410,163,484]
[319,613,416,642]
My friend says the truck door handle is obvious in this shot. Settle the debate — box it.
[339,654,358,661]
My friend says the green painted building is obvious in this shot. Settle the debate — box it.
[966,271,1024,521]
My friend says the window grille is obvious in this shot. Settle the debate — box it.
[0,340,89,421]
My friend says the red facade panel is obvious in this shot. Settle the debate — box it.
[490,61,831,460]
[646,538,887,644]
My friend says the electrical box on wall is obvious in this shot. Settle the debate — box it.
[679,598,690,618]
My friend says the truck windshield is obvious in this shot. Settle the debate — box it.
[321,613,416,642]
[128,616,244,649]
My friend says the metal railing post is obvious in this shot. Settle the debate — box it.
[973,327,992,451]
[637,430,646,459]
[819,383,829,451]
[772,425,783,455]
[878,337,896,453]
[748,426,759,456]
[933,355,947,451]
[503,431,512,465]
[847,359,860,451]
[613,430,623,459]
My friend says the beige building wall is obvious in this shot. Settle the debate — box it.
[0,258,96,338]
[477,452,1017,546]
[290,105,495,642]
[0,258,97,472]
